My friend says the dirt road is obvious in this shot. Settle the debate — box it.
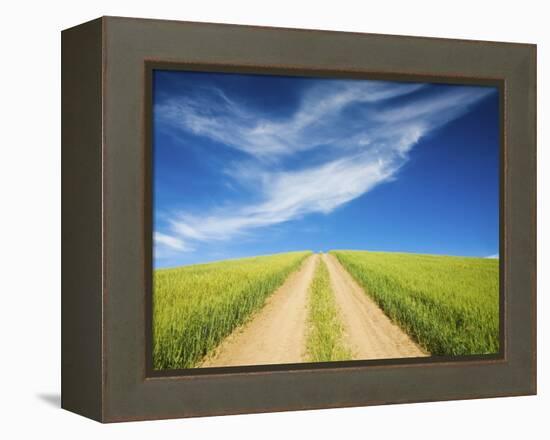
[322,254,427,360]
[201,254,319,367]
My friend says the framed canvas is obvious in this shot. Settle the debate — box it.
[61,16,536,422]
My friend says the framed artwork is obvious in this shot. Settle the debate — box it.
[62,16,536,422]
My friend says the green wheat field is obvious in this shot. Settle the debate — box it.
[153,251,311,370]
[153,250,499,369]
[331,250,499,356]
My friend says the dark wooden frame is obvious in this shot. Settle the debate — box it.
[62,16,536,423]
[143,63,507,378]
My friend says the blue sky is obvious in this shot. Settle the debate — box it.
[152,70,499,268]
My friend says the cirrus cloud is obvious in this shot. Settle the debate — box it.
[154,78,495,254]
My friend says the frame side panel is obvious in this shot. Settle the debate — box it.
[61,18,104,421]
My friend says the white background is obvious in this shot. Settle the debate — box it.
[0,0,547,437]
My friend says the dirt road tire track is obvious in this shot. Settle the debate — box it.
[201,254,319,367]
[323,253,428,360]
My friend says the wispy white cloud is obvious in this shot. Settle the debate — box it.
[170,154,398,242]
[156,80,424,160]
[153,231,192,256]
[155,79,495,252]
[485,254,499,259]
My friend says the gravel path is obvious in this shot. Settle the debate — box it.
[322,253,427,360]
[201,254,319,367]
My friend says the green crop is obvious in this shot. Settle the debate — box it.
[153,251,311,370]
[331,250,499,356]
[307,258,351,362]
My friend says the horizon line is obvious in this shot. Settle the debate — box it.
[154,248,499,270]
